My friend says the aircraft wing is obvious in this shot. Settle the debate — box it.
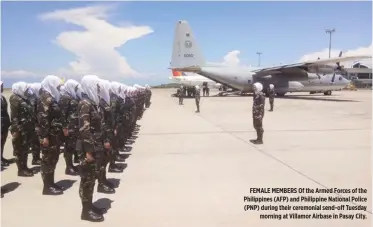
[252,55,372,76]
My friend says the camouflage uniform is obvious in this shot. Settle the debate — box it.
[177,88,183,105]
[9,93,34,176]
[195,88,201,112]
[97,98,115,193]
[77,94,105,221]
[59,93,79,175]
[251,91,265,144]
[28,93,41,165]
[1,94,11,166]
[145,89,152,108]
[37,90,64,194]
[107,93,123,172]
[267,88,275,111]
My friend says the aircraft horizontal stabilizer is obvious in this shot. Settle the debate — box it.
[168,65,202,72]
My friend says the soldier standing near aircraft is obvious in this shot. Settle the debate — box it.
[268,84,275,112]
[77,75,105,222]
[177,85,183,105]
[1,81,12,167]
[29,83,42,165]
[195,85,201,113]
[59,80,80,176]
[38,75,64,195]
[9,82,34,176]
[250,82,265,145]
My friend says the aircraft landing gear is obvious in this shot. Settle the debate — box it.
[323,90,332,96]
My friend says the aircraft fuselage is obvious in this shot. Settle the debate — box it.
[197,66,350,95]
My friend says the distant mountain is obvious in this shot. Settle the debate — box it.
[151,83,179,88]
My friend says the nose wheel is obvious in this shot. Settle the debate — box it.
[323,90,332,96]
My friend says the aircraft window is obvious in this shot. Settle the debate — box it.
[339,76,342,81]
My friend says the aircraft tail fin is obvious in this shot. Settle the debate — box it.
[170,20,205,70]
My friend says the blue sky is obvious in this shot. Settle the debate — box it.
[1,1,372,87]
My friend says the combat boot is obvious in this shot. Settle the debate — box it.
[115,155,125,162]
[17,161,34,177]
[108,164,123,173]
[249,130,259,144]
[65,155,78,176]
[254,131,263,144]
[50,174,64,191]
[97,183,115,194]
[42,176,63,195]
[102,171,115,188]
[81,201,104,222]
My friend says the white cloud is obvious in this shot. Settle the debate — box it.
[1,70,39,79]
[222,50,241,66]
[299,44,372,67]
[39,4,154,79]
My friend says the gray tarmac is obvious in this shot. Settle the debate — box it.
[1,89,372,227]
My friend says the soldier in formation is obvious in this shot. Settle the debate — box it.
[9,82,35,177]
[29,83,42,165]
[267,84,275,112]
[1,81,12,167]
[250,82,265,145]
[59,79,80,176]
[1,75,152,221]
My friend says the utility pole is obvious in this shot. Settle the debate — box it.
[256,52,262,67]
[325,28,335,58]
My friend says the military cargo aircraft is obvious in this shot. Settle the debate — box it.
[169,20,372,96]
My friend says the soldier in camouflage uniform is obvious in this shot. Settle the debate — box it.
[250,82,265,145]
[107,82,125,173]
[59,80,81,176]
[194,85,201,113]
[77,75,106,222]
[144,85,152,108]
[9,82,35,176]
[1,81,12,167]
[267,84,275,112]
[38,75,64,195]
[177,85,183,105]
[28,83,42,165]
[96,79,115,193]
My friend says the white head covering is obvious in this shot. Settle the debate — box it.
[195,85,200,90]
[76,84,84,100]
[81,75,101,105]
[269,84,274,89]
[41,75,63,102]
[118,83,128,99]
[99,79,111,105]
[253,82,263,93]
[110,82,122,97]
[12,82,30,99]
[29,83,42,98]
[61,79,80,99]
